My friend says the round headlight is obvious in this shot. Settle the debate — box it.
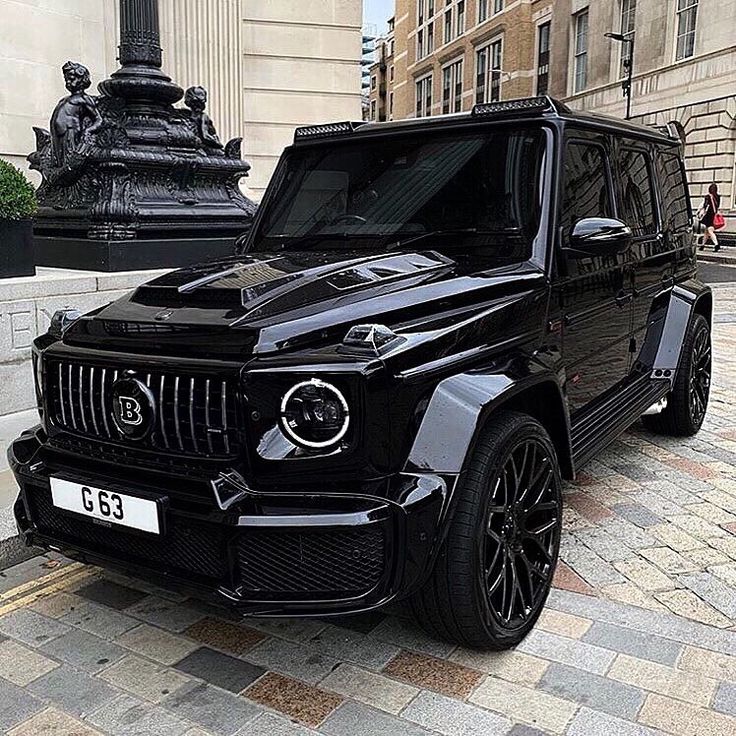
[280,379,350,449]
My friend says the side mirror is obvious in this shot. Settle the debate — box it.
[566,217,633,258]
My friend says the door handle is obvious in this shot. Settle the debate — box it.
[615,291,633,307]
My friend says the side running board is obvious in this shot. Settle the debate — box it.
[571,376,670,470]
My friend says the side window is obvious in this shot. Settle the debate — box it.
[617,148,657,236]
[657,150,691,231]
[560,141,613,241]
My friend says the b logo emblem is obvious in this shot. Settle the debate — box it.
[111,377,155,439]
[117,396,143,426]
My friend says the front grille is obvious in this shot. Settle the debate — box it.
[237,527,385,599]
[44,358,241,458]
[29,486,227,580]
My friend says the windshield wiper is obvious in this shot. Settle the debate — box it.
[384,227,485,250]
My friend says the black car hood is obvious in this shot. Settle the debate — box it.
[64,250,544,357]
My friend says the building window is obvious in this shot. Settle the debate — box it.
[444,8,453,44]
[389,39,395,56]
[390,65,395,82]
[371,75,377,90]
[476,39,503,104]
[370,100,377,120]
[427,22,434,53]
[418,0,424,25]
[456,0,465,35]
[619,0,636,77]
[428,0,435,17]
[417,29,424,58]
[536,22,551,95]
[479,0,488,23]
[442,58,464,114]
[416,75,433,117]
[389,91,394,119]
[676,0,698,60]
[494,0,504,14]
[573,10,589,93]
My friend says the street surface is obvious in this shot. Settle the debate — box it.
[0,272,735,735]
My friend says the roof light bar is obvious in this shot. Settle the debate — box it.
[472,96,569,118]
[293,121,366,142]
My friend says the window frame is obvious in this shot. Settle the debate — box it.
[475,37,503,105]
[573,10,589,93]
[619,0,637,78]
[536,21,551,96]
[616,145,661,238]
[415,73,433,118]
[441,56,464,114]
[675,0,699,61]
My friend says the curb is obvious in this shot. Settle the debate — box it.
[699,253,736,266]
[0,534,40,572]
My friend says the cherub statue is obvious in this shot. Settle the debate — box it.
[184,86,224,153]
[49,61,103,166]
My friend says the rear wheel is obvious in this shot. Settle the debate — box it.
[411,411,562,649]
[643,313,711,436]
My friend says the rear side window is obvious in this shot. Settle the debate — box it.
[617,149,657,236]
[560,142,613,240]
[658,150,691,231]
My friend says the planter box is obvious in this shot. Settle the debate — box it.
[0,220,35,278]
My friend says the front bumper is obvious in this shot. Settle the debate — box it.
[9,427,448,616]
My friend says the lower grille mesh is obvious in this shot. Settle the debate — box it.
[29,487,226,580]
[237,527,385,598]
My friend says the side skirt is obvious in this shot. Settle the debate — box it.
[571,375,670,470]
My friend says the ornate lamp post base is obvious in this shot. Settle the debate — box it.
[28,0,256,272]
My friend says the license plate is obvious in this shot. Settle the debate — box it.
[50,477,160,535]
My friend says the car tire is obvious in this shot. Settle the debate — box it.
[410,411,563,649]
[643,313,711,437]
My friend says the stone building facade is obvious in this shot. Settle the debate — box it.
[0,0,363,197]
[368,0,555,121]
[547,0,735,219]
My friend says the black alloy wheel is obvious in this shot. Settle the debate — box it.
[484,438,559,630]
[688,320,711,428]
[412,411,562,649]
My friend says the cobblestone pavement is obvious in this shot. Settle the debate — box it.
[0,282,734,736]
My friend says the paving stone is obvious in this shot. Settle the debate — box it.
[567,493,614,522]
[28,592,84,619]
[613,503,662,528]
[401,690,511,736]
[552,561,596,595]
[28,665,118,718]
[321,701,435,736]
[163,682,262,736]
[0,608,71,646]
[328,612,387,635]
[61,600,139,638]
[679,645,736,681]
[688,501,736,525]
[639,546,698,574]
[183,617,265,657]
[382,650,482,699]
[654,589,733,628]
[76,579,149,611]
[245,636,338,685]
[7,707,104,736]
[516,629,615,675]
[607,653,717,707]
[126,597,205,633]
[650,523,705,552]
[613,558,676,592]
[677,571,736,618]
[707,534,736,559]
[670,513,726,539]
[709,562,736,587]
[369,616,456,658]
[117,624,200,665]
[0,675,44,731]
[172,647,265,694]
[638,693,736,736]
[560,540,626,586]
[505,726,550,736]
[449,648,549,686]
[566,707,664,736]
[236,712,320,735]
[575,526,636,563]
[0,638,60,686]
[683,545,732,567]
[320,663,417,714]
[469,676,577,734]
[307,624,400,671]
[40,627,126,673]
[714,681,736,717]
[248,618,327,643]
[536,609,592,639]
[98,654,192,703]
[599,582,666,611]
[244,672,341,727]
[581,622,682,665]
[86,693,190,736]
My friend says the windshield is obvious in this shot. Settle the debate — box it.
[249,126,548,264]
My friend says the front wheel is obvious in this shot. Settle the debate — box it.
[643,312,711,436]
[411,411,562,649]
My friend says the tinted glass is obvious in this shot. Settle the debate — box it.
[657,150,691,231]
[251,128,548,265]
[560,142,612,240]
[618,149,657,236]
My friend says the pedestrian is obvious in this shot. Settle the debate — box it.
[697,183,723,253]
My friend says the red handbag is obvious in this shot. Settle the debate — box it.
[711,194,726,230]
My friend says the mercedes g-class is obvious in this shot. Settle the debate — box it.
[10,97,712,648]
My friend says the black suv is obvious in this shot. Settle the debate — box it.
[10,97,712,648]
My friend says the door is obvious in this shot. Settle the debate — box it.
[616,144,674,357]
[557,137,633,415]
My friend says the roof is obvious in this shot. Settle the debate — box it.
[293,96,680,146]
